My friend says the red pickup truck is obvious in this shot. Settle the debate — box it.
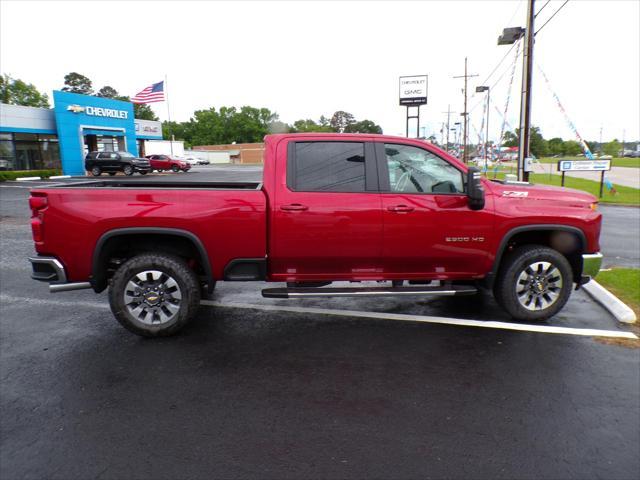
[28,133,602,337]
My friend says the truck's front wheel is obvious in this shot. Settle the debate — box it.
[494,245,573,322]
[108,253,200,337]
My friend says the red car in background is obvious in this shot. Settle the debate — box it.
[145,154,191,173]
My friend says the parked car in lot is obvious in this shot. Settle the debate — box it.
[85,151,151,176]
[145,154,191,173]
[182,156,201,166]
[29,133,602,337]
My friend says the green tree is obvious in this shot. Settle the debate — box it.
[290,118,332,133]
[547,137,565,156]
[501,126,548,157]
[344,119,383,134]
[187,105,278,145]
[330,110,356,133]
[503,130,518,147]
[602,139,621,157]
[563,140,582,156]
[0,74,50,107]
[133,103,159,121]
[268,121,290,134]
[62,72,93,95]
[96,85,119,98]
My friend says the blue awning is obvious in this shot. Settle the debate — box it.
[82,128,125,137]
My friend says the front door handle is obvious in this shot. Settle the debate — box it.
[280,203,309,211]
[387,205,415,213]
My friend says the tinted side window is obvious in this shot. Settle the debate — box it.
[292,142,366,192]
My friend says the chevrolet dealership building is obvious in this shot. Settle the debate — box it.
[0,91,163,175]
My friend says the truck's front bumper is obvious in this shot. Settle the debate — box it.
[581,252,603,283]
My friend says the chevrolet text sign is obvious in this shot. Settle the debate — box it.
[399,75,428,106]
[67,104,128,119]
[85,106,128,119]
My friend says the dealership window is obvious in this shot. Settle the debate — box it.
[291,142,366,192]
[0,133,61,171]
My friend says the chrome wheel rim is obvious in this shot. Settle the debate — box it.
[516,261,563,311]
[123,270,182,325]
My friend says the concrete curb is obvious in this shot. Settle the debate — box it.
[15,177,42,181]
[582,280,637,324]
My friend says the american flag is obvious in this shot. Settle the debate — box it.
[131,81,165,104]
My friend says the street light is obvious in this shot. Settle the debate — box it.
[498,27,525,45]
[476,86,490,170]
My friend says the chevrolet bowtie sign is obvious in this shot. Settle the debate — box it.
[67,104,128,119]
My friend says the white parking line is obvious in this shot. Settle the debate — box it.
[201,300,639,339]
[3,294,635,339]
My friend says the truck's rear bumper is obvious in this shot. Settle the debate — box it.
[29,256,67,283]
[29,256,92,292]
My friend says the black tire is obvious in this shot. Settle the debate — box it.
[108,172,116,176]
[108,253,200,337]
[123,165,134,176]
[91,166,101,176]
[158,169,164,173]
[494,245,573,322]
[171,165,180,173]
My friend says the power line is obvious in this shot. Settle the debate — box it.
[534,0,550,18]
[535,0,570,35]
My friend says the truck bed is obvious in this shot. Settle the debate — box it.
[31,182,267,282]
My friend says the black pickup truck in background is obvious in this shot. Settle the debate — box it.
[85,151,151,176]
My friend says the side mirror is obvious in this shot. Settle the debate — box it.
[467,167,485,210]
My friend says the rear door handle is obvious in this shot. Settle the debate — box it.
[387,205,414,213]
[280,204,309,211]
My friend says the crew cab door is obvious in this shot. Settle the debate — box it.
[376,142,494,278]
[270,139,383,281]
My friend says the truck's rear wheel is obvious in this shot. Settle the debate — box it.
[494,245,572,322]
[108,253,200,337]
[91,167,101,176]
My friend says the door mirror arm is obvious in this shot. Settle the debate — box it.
[466,167,485,210]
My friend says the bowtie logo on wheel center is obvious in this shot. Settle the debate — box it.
[144,292,161,305]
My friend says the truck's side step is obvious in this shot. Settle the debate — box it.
[261,285,477,299]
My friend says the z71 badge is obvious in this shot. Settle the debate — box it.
[502,191,529,197]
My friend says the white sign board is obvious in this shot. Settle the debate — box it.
[557,160,611,172]
[399,75,428,106]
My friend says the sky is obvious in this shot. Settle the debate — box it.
[1,0,639,143]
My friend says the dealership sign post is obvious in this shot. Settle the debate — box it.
[557,159,611,197]
[399,75,428,138]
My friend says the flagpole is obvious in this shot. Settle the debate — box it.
[165,74,173,155]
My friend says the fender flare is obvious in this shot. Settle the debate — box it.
[484,224,587,288]
[91,227,213,293]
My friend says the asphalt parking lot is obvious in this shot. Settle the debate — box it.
[1,167,639,480]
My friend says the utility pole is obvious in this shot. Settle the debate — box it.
[453,58,478,163]
[518,0,535,181]
[441,104,456,152]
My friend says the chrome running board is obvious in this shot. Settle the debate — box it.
[262,285,477,299]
